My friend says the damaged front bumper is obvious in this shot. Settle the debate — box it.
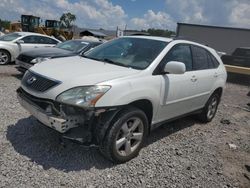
[17,88,122,144]
[17,88,86,133]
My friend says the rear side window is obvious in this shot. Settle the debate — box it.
[22,36,41,44]
[191,46,209,70]
[192,45,220,70]
[208,53,220,68]
[162,44,193,71]
[39,36,58,44]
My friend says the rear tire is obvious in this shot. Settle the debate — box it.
[197,93,220,123]
[0,50,11,65]
[99,106,149,163]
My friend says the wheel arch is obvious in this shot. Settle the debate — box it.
[211,87,223,102]
[0,48,13,62]
[129,99,153,126]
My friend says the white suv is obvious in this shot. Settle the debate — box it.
[17,36,227,163]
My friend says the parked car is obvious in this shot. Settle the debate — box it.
[0,32,61,65]
[16,39,102,73]
[17,36,227,163]
[221,47,250,68]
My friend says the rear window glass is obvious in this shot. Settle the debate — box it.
[56,40,88,52]
[233,48,250,57]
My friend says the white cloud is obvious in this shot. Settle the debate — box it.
[0,0,250,31]
[0,0,127,29]
[130,10,175,30]
[164,0,250,29]
[229,2,250,27]
[165,0,208,24]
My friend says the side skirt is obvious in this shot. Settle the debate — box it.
[150,108,203,131]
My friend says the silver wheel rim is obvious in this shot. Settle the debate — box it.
[115,117,144,157]
[207,97,218,120]
[0,51,9,65]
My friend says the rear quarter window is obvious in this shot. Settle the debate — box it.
[191,45,219,70]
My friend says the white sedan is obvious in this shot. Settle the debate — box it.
[0,32,61,65]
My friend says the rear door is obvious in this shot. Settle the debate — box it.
[190,45,219,107]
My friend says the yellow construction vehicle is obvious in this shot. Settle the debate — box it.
[9,15,73,40]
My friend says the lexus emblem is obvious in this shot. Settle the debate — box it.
[27,76,37,84]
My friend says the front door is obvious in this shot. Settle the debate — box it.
[156,44,199,122]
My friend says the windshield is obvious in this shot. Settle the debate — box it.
[84,37,168,70]
[56,40,89,52]
[0,33,22,41]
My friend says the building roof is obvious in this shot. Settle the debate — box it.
[177,22,250,32]
[80,30,107,37]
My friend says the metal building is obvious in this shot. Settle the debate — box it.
[176,23,250,54]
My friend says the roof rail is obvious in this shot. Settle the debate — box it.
[173,36,209,47]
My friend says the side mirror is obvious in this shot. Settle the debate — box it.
[16,40,24,44]
[164,61,186,74]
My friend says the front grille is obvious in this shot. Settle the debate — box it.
[21,71,60,92]
[17,54,34,63]
[17,87,60,115]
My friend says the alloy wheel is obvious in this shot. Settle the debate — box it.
[115,117,144,157]
[0,51,9,65]
[207,96,218,120]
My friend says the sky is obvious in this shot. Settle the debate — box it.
[0,0,250,31]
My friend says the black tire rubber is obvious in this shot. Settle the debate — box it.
[0,49,11,65]
[197,93,220,123]
[99,106,149,163]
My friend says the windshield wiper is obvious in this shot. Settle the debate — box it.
[102,58,131,68]
[81,55,101,61]
[81,56,133,69]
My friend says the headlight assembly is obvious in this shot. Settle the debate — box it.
[31,57,51,64]
[56,85,111,107]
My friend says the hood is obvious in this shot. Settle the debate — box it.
[30,56,140,86]
[21,47,75,58]
[0,41,14,46]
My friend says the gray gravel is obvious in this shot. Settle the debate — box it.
[0,65,249,188]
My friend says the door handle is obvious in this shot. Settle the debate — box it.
[191,75,197,82]
[214,73,218,78]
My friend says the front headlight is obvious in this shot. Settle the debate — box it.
[31,57,51,64]
[56,85,111,107]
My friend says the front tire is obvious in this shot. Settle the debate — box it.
[197,93,220,123]
[99,107,149,163]
[0,50,11,65]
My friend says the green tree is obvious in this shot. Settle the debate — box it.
[60,12,76,30]
[147,28,175,37]
[0,19,11,30]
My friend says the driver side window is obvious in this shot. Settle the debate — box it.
[161,44,193,71]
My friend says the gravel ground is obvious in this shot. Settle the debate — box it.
[0,65,249,188]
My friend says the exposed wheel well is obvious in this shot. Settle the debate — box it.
[211,87,223,104]
[213,87,223,98]
[129,99,153,125]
